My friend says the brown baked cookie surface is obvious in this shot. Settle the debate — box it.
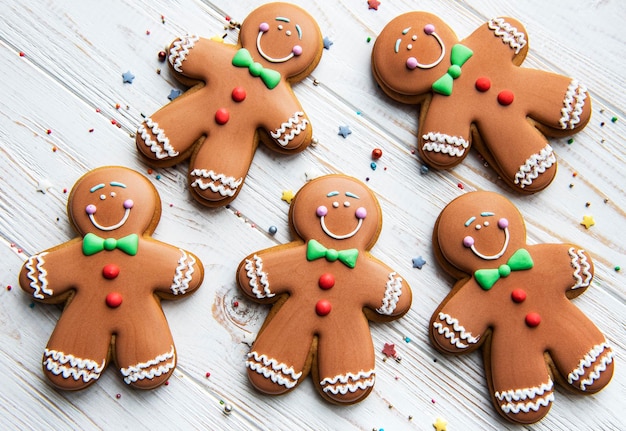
[372,13,591,193]
[136,2,323,207]
[237,175,412,404]
[429,191,614,424]
[19,166,204,390]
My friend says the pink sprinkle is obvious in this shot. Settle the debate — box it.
[46,129,52,135]
[233,301,239,307]
[206,372,211,378]
[164,381,169,386]
[146,30,151,35]
[457,183,464,189]
[6,285,12,291]
[431,398,436,404]
[116,394,121,399]
[19,51,25,57]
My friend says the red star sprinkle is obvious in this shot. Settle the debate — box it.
[382,343,397,358]
[368,0,381,10]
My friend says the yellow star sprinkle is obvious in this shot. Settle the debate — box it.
[580,215,595,229]
[281,190,295,204]
[433,417,447,431]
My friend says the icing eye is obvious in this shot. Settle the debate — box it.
[110,192,117,197]
[292,45,303,56]
[411,34,417,41]
[278,24,283,31]
[355,207,367,219]
[86,204,97,215]
[475,224,482,230]
[316,205,328,217]
[407,44,413,50]
[343,201,350,208]
[498,218,509,229]
[484,221,490,227]
[99,194,106,200]
[332,202,339,208]
[286,30,291,36]
[406,57,418,70]
[424,24,435,35]
[123,199,134,209]
[463,236,474,247]
[259,22,269,32]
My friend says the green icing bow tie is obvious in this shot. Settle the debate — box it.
[432,44,473,96]
[474,248,533,290]
[83,233,139,256]
[232,48,281,90]
[306,239,358,268]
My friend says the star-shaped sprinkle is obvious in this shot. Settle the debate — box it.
[382,343,397,358]
[580,215,595,229]
[338,125,352,138]
[122,71,135,84]
[36,179,53,194]
[433,417,447,431]
[368,0,381,10]
[412,256,426,269]
[168,89,183,100]
[281,189,295,204]
[323,36,333,50]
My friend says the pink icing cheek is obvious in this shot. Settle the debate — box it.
[123,199,134,209]
[85,204,97,215]
[355,207,367,219]
[463,236,474,248]
[316,205,328,217]
[424,24,435,35]
[406,57,418,70]
[498,218,509,229]
[292,45,303,56]
[259,22,269,32]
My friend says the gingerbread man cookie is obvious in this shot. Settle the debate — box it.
[429,191,614,424]
[136,2,323,207]
[372,13,591,193]
[19,166,204,390]
[237,175,412,404]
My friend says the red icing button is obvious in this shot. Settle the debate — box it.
[315,299,332,316]
[497,90,514,106]
[475,77,491,92]
[215,108,230,125]
[102,264,120,280]
[232,86,246,102]
[525,312,541,327]
[318,273,335,290]
[106,292,123,308]
[511,288,527,303]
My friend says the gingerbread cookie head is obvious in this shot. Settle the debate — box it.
[239,2,323,81]
[430,191,614,424]
[373,13,591,193]
[372,12,459,101]
[435,191,527,275]
[290,175,381,251]
[68,166,160,239]
[19,166,203,390]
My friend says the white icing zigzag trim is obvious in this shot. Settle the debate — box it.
[320,369,376,395]
[137,117,179,159]
[246,351,302,389]
[559,79,588,129]
[376,272,403,315]
[495,379,554,414]
[422,132,469,158]
[568,247,592,290]
[270,112,309,147]
[190,169,243,197]
[433,312,480,349]
[171,249,196,295]
[25,252,52,299]
[120,345,176,384]
[43,348,105,383]
[513,144,556,188]
[244,255,274,299]
[568,342,615,391]
[488,18,527,54]
[169,34,200,73]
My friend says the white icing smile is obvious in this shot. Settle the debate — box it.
[316,191,367,240]
[85,182,133,231]
[257,18,303,63]
[399,24,446,70]
[463,214,510,260]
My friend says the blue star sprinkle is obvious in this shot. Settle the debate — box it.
[412,256,426,269]
[338,125,352,138]
[323,37,333,50]
[168,89,183,100]
[122,71,135,84]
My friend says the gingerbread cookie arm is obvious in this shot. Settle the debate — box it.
[361,258,412,320]
[259,85,312,152]
[19,241,83,303]
[468,17,529,65]
[430,278,491,354]
[167,36,222,83]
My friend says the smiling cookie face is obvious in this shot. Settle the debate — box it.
[435,191,527,273]
[239,2,323,80]
[290,175,381,250]
[372,12,458,98]
[68,166,160,237]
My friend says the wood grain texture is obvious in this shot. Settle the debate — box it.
[0,0,623,429]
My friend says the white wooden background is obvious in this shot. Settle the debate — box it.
[1,0,624,429]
